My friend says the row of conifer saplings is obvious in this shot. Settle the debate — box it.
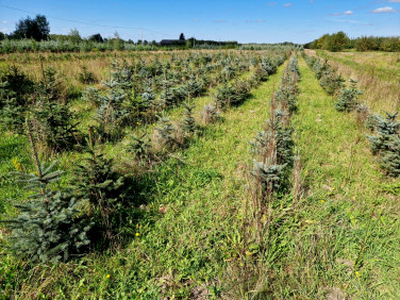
[303,53,400,177]
[0,54,286,263]
[231,56,301,290]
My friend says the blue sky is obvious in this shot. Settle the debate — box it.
[0,0,399,43]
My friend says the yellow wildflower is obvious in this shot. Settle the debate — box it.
[321,200,325,203]
[106,274,110,279]
[12,157,22,171]
[135,232,140,237]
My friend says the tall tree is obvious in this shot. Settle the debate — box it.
[13,15,50,41]
[179,33,185,41]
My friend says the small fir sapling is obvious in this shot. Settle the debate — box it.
[154,113,179,148]
[71,130,131,246]
[82,87,102,108]
[180,102,197,135]
[380,136,400,177]
[127,133,154,163]
[252,160,287,197]
[2,121,91,263]
[201,104,221,124]
[0,82,26,131]
[335,79,362,112]
[37,66,63,103]
[367,112,400,154]
[78,65,97,84]
[32,100,80,152]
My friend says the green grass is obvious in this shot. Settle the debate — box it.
[316,50,400,113]
[2,53,400,298]
[271,58,400,298]
[0,59,285,298]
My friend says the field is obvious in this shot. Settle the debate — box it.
[1,48,400,299]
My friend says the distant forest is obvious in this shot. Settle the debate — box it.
[305,31,400,52]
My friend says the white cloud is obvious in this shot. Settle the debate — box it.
[387,0,400,2]
[284,3,292,7]
[343,10,353,15]
[267,2,277,6]
[2,21,7,24]
[371,6,396,13]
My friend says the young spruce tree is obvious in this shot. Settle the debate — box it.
[2,121,91,263]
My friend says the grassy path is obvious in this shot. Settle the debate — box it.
[276,58,400,298]
[10,63,286,298]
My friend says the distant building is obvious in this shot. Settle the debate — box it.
[159,33,186,46]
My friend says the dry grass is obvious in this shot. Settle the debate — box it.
[317,50,400,114]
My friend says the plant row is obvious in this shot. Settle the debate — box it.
[230,56,301,297]
[304,53,400,177]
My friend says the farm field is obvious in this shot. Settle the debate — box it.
[1,48,400,299]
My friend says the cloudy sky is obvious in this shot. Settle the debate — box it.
[0,0,399,43]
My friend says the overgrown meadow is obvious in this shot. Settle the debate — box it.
[1,47,400,298]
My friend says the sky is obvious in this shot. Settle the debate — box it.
[0,0,399,44]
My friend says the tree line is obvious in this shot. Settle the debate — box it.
[305,31,400,52]
[0,14,240,52]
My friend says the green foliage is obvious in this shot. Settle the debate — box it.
[32,101,80,152]
[154,113,179,148]
[320,72,345,96]
[367,112,400,154]
[82,87,102,108]
[260,57,277,79]
[380,136,400,177]
[78,65,97,84]
[180,102,196,135]
[13,15,50,41]
[3,156,91,263]
[0,82,26,131]
[366,112,400,177]
[335,79,362,112]
[214,80,250,109]
[274,111,294,168]
[306,32,400,52]
[127,133,153,163]
[252,160,287,196]
[88,33,104,43]
[71,139,131,245]
[0,65,34,105]
[251,114,294,196]
[0,66,34,131]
